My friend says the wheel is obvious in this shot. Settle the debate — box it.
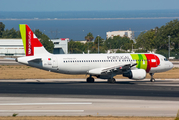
[150,78,155,82]
[108,78,116,83]
[149,73,155,82]
[87,77,94,83]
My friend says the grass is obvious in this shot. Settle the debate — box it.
[12,113,18,117]
[0,65,178,80]
[0,116,175,120]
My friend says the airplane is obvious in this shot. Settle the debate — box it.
[16,24,173,83]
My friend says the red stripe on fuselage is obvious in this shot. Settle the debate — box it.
[145,54,160,73]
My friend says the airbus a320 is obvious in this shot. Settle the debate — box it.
[16,24,173,83]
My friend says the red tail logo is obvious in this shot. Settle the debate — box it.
[25,25,43,56]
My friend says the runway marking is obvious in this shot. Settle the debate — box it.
[0,103,92,105]
[151,84,179,86]
[0,110,84,112]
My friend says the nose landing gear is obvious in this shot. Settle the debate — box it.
[150,73,155,82]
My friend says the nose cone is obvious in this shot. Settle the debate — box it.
[168,61,173,70]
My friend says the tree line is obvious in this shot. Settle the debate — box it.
[135,19,179,59]
[68,35,132,54]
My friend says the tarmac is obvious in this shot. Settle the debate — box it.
[0,79,179,116]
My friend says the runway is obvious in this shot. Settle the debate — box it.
[0,79,179,116]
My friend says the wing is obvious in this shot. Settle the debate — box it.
[88,63,137,75]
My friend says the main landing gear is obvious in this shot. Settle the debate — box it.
[150,73,155,82]
[108,78,116,83]
[86,76,94,83]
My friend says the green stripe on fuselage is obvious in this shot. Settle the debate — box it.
[139,54,147,70]
[130,54,147,70]
[130,54,140,68]
[138,54,143,69]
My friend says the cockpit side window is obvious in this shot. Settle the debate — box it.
[164,58,168,61]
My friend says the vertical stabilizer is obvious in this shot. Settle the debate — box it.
[19,24,50,56]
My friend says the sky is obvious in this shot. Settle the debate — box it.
[1,0,179,12]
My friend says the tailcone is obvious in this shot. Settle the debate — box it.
[169,61,173,70]
[15,58,18,62]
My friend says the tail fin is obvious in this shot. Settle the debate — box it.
[19,24,50,56]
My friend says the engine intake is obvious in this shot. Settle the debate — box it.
[123,69,146,80]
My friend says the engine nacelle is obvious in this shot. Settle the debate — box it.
[123,69,146,80]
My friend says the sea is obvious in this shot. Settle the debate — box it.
[1,10,179,40]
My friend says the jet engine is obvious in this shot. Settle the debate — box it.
[123,69,146,80]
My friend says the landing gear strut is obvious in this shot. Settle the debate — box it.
[86,76,94,83]
[150,73,155,82]
[108,78,116,83]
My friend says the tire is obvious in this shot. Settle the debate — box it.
[108,78,116,83]
[150,78,155,82]
[87,77,94,83]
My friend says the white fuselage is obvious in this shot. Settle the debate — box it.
[17,53,173,75]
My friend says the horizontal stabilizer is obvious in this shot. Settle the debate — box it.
[28,58,42,64]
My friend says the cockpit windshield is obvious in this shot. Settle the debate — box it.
[164,58,168,61]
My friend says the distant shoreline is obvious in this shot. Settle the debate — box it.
[1,17,179,21]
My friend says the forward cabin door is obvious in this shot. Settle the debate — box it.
[52,57,58,68]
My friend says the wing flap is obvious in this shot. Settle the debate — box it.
[88,63,137,75]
